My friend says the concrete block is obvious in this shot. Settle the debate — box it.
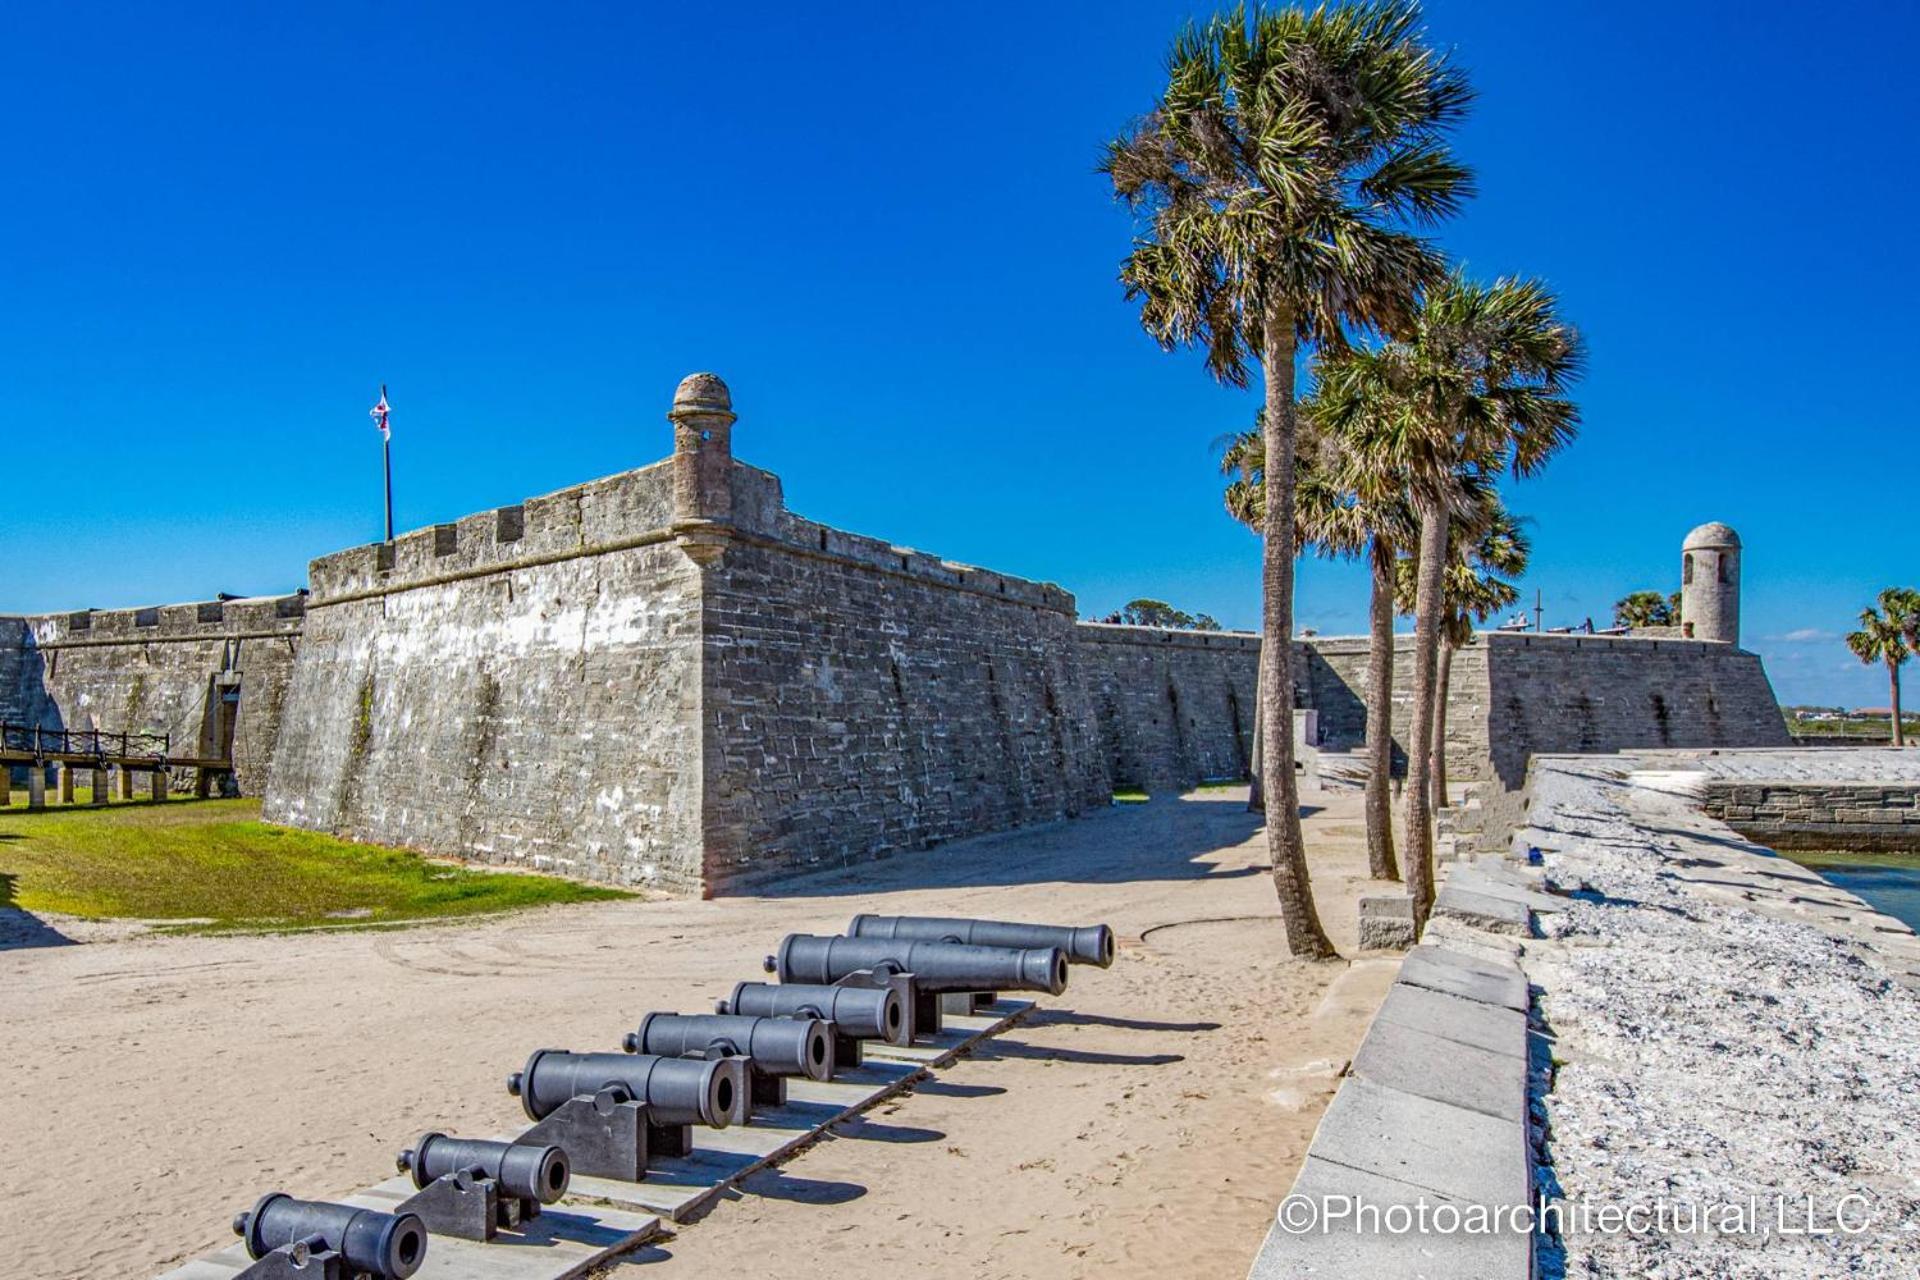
[1373,983,1528,1059]
[1433,886,1530,936]
[1295,1075,1530,1207]
[1398,946,1529,1013]
[1358,892,1416,951]
[1246,1155,1532,1280]
[1352,1017,1528,1123]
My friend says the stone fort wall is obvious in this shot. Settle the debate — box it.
[261,460,710,890]
[2,597,305,793]
[1074,623,1258,793]
[1297,631,1786,789]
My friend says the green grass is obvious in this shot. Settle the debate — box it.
[0,796,629,932]
[1112,788,1150,804]
[1778,847,1920,871]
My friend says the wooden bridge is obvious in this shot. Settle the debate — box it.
[0,722,234,809]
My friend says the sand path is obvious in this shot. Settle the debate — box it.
[1,787,1397,1279]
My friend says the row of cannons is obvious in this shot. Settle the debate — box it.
[225,913,1114,1278]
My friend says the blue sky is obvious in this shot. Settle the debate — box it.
[2,2,1914,707]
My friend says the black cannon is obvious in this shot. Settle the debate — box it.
[848,913,1115,968]
[720,979,910,1063]
[507,1048,748,1181]
[767,934,1068,996]
[623,1012,835,1107]
[233,1194,426,1280]
[767,934,1067,1034]
[394,1133,569,1241]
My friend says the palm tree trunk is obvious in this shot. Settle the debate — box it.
[1892,660,1906,749]
[1364,539,1399,880]
[1433,637,1455,811]
[1401,497,1449,926]
[1247,662,1265,812]
[1259,309,1335,960]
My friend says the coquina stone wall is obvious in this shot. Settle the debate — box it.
[1480,632,1788,789]
[262,461,709,890]
[1299,636,1492,781]
[698,466,1113,892]
[1700,780,1920,852]
[1074,623,1257,793]
[2,597,305,793]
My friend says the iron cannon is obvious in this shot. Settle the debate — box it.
[720,979,909,1046]
[233,1194,426,1280]
[508,1048,743,1128]
[847,913,1114,968]
[766,933,1069,996]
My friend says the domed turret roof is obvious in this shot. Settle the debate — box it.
[1683,521,1740,549]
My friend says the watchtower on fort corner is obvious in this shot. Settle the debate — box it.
[1681,521,1742,645]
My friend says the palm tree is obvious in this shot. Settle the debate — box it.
[1340,271,1582,924]
[1396,503,1529,806]
[1849,589,1917,747]
[1104,2,1472,958]
[1223,406,1412,882]
[1612,590,1676,629]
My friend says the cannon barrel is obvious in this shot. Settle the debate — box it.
[397,1133,570,1203]
[848,913,1114,968]
[721,980,908,1045]
[767,934,1068,996]
[507,1049,740,1127]
[233,1194,426,1279]
[622,1012,835,1081]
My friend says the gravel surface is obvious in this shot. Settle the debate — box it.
[1520,756,1920,1278]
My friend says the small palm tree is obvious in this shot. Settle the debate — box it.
[1339,271,1582,924]
[1850,589,1918,747]
[1104,1,1472,958]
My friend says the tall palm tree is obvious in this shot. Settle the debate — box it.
[1223,408,1412,882]
[1849,589,1917,747]
[1341,272,1582,924]
[1104,2,1472,958]
[1395,503,1529,806]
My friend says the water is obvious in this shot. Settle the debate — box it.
[1787,852,1920,933]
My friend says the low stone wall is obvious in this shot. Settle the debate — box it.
[1700,780,1920,852]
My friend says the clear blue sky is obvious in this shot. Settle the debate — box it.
[3,2,1914,707]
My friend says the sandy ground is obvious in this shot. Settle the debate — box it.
[0,786,1399,1280]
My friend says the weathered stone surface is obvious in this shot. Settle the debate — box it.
[1701,779,1920,852]
[1432,885,1530,935]
[1246,1154,1532,1280]
[1358,892,1416,951]
[1295,1075,1531,1207]
[1372,982,1528,1059]
[1075,623,1256,794]
[1398,946,1529,1012]
[1351,1016,1528,1122]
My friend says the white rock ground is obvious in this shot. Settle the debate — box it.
[1518,752,1920,1278]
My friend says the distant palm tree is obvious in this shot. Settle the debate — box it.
[1850,589,1918,747]
[1104,1,1472,958]
[1612,590,1676,629]
[1340,272,1582,924]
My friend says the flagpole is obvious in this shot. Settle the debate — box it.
[381,383,394,543]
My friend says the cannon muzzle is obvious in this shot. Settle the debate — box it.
[721,980,909,1045]
[398,1132,570,1203]
[508,1049,743,1127]
[770,934,1068,996]
[234,1193,426,1279]
[847,913,1114,968]
[622,1012,835,1081]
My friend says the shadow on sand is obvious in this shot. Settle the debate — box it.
[747,793,1307,900]
[1,873,77,950]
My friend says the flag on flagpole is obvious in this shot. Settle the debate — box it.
[370,386,391,440]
